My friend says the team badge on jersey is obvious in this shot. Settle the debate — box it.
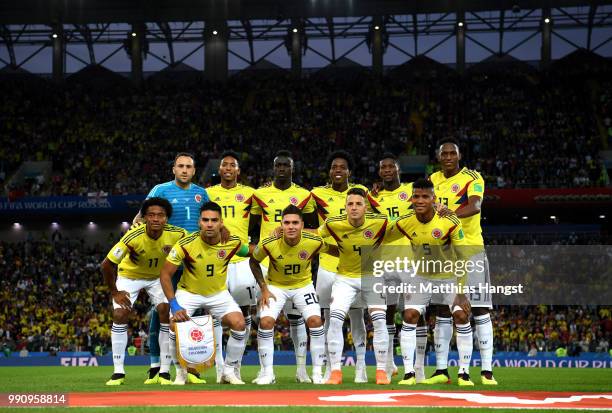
[451,184,460,193]
[398,192,408,201]
[189,327,204,343]
[363,229,374,239]
[289,196,298,205]
[217,250,227,259]
[235,193,245,202]
[431,228,443,239]
[162,245,172,254]
[298,250,309,260]
[195,194,202,203]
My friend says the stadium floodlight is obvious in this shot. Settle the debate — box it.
[544,18,551,24]
[13,223,21,229]
[131,32,137,37]
[51,33,58,39]
[550,215,556,220]
[522,216,528,220]
[121,221,129,226]
[374,25,380,30]
[292,28,298,33]
[212,30,218,35]
[89,221,95,225]
[600,215,606,219]
[458,21,464,27]
[51,222,59,228]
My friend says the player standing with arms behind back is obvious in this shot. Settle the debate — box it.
[310,151,370,383]
[427,138,497,385]
[368,153,414,380]
[249,150,318,383]
[206,150,258,381]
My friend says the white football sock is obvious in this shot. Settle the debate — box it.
[348,308,366,367]
[455,322,473,374]
[475,313,494,372]
[415,325,428,371]
[256,328,274,375]
[370,310,389,370]
[159,323,171,374]
[434,317,452,370]
[289,317,308,370]
[400,322,417,374]
[225,329,246,373]
[111,323,128,374]
[327,310,345,371]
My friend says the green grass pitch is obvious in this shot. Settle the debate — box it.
[1,365,610,412]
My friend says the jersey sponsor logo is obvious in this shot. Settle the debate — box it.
[217,250,227,259]
[235,193,245,202]
[327,197,334,202]
[171,198,178,204]
[363,229,374,239]
[342,234,349,239]
[289,196,298,205]
[195,194,202,203]
[431,228,443,239]
[411,231,417,237]
[298,250,309,260]
[162,245,172,254]
[214,197,221,201]
[189,327,204,343]
[398,192,408,201]
[277,255,284,259]
[451,184,460,193]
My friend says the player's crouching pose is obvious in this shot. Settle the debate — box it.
[160,202,253,385]
[388,179,474,386]
[102,197,187,386]
[249,205,330,384]
[320,188,392,385]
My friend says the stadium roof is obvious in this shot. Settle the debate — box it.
[0,0,608,24]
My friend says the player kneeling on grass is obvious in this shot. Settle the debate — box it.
[386,179,475,386]
[249,205,330,385]
[160,202,253,385]
[102,197,188,386]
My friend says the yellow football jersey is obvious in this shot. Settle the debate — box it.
[206,183,255,263]
[430,167,485,246]
[369,182,414,246]
[251,183,315,237]
[318,213,389,278]
[252,232,328,289]
[107,224,187,280]
[390,210,468,279]
[167,234,248,296]
[311,183,369,273]
[251,183,315,267]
